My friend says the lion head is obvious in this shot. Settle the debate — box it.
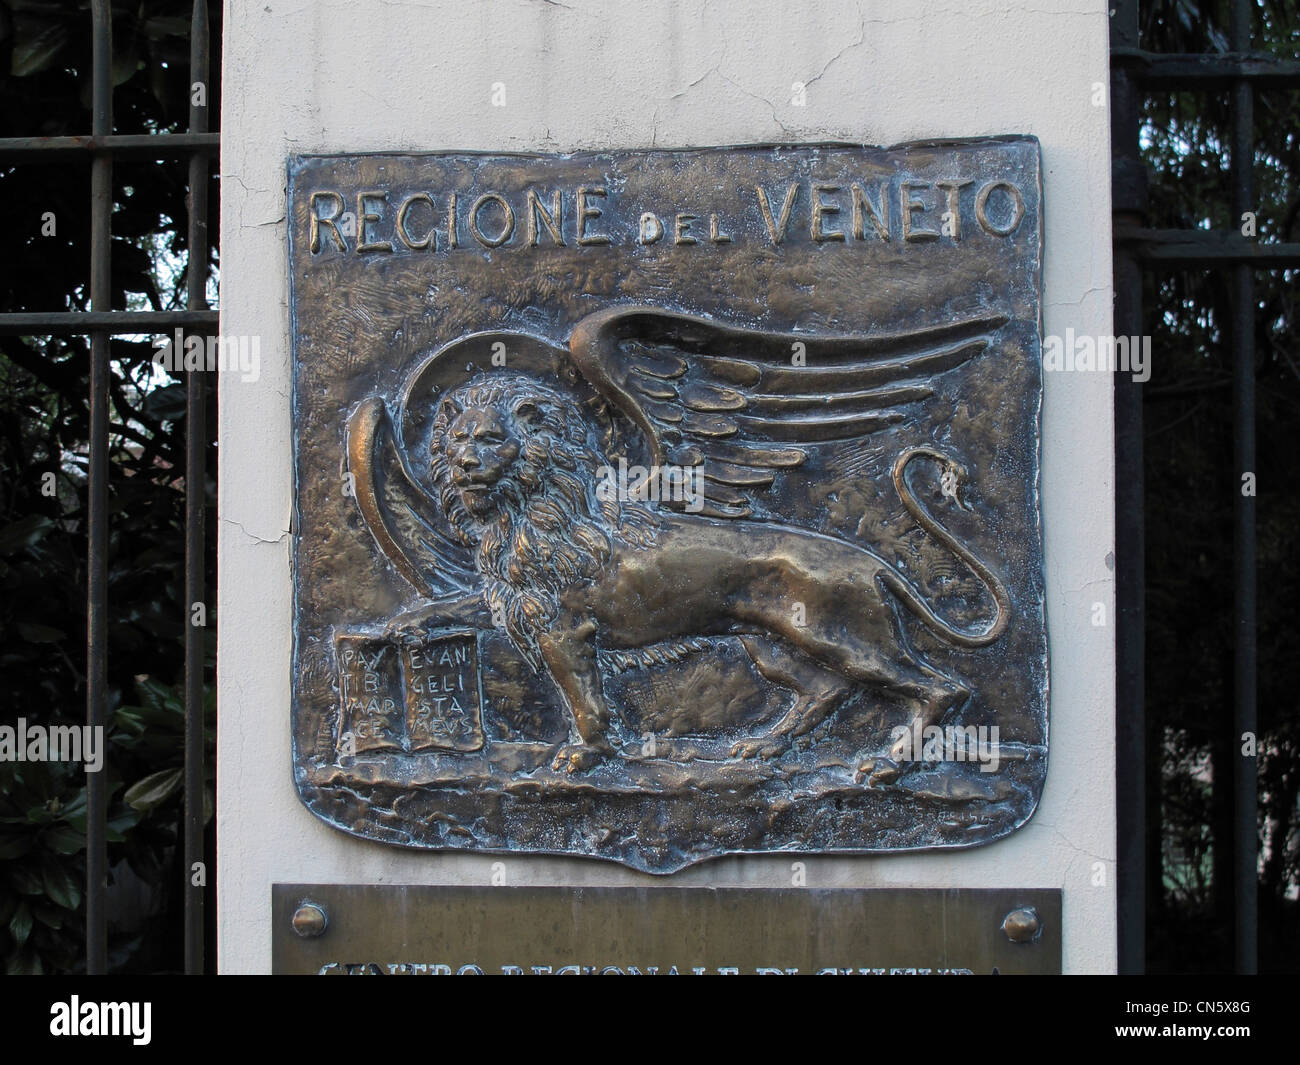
[427,371,654,670]
[428,372,607,538]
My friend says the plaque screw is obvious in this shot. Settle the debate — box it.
[1001,907,1040,943]
[292,902,328,938]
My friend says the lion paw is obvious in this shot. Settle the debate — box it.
[382,621,419,646]
[552,744,609,773]
[730,736,789,761]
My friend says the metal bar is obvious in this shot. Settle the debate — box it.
[0,133,220,162]
[184,0,211,977]
[1133,247,1300,267]
[1110,48,1300,86]
[86,0,112,977]
[1113,228,1300,268]
[0,310,220,336]
[1229,0,1257,977]
[1109,0,1146,977]
[1134,244,1300,267]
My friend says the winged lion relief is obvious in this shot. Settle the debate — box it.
[288,142,1046,871]
[347,306,1015,786]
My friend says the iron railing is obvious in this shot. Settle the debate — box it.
[1110,0,1300,975]
[2,0,1292,978]
[0,0,218,974]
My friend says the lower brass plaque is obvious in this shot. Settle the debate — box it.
[271,885,1061,975]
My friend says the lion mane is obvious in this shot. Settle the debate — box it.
[428,372,655,671]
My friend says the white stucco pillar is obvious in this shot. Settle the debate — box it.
[219,0,1115,973]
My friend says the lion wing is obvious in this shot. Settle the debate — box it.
[346,397,477,596]
[567,306,1008,519]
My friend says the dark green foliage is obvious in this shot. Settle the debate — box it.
[0,0,220,973]
[1139,0,1299,971]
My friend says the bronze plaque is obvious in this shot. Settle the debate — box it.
[288,141,1046,872]
[271,885,1061,975]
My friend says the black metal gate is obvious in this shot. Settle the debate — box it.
[0,0,218,974]
[1111,0,1300,974]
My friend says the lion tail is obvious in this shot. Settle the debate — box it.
[881,447,1011,649]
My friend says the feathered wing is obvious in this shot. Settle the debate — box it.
[567,306,1009,519]
[345,397,477,596]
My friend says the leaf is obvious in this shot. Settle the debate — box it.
[105,810,140,842]
[142,383,188,423]
[135,676,185,717]
[111,46,140,88]
[41,824,83,855]
[9,16,67,77]
[9,902,32,946]
[0,832,32,860]
[0,515,53,555]
[31,902,64,930]
[40,857,80,911]
[111,707,147,738]
[55,789,86,824]
[142,16,191,39]
[8,863,43,895]
[16,622,64,643]
[123,768,182,813]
